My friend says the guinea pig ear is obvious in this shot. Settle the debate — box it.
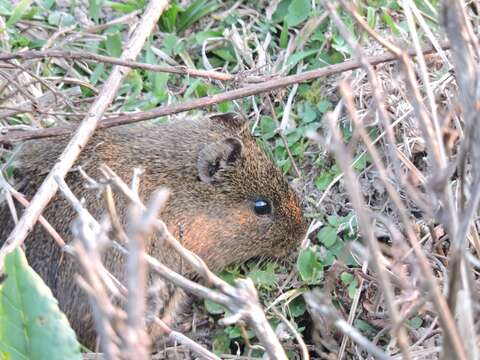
[197,137,244,184]
[209,112,248,131]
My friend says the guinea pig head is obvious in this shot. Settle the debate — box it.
[170,113,308,271]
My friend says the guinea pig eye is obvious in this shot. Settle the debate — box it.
[253,197,272,216]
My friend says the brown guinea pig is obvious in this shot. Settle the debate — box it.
[0,113,307,347]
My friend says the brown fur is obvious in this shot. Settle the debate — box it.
[0,113,307,348]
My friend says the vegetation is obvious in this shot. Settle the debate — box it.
[1,0,478,359]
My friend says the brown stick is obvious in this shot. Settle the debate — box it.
[0,0,170,260]
[0,41,450,145]
[0,49,248,82]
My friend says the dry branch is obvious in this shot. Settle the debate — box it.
[0,42,450,145]
[0,50,250,82]
[330,1,470,358]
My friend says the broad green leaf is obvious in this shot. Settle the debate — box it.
[163,34,179,56]
[226,326,254,339]
[317,226,337,248]
[340,271,354,284]
[204,299,226,315]
[285,0,311,27]
[317,99,332,114]
[7,0,32,27]
[353,153,369,171]
[260,116,277,140]
[347,278,359,299]
[272,0,291,22]
[0,248,81,360]
[248,264,277,289]
[408,316,423,329]
[40,0,54,8]
[315,171,334,191]
[297,247,323,284]
[212,47,236,63]
[47,11,75,27]
[212,332,230,355]
[152,72,170,99]
[299,102,317,123]
[288,296,306,318]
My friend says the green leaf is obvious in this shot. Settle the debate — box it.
[353,153,370,171]
[225,326,254,340]
[40,0,54,9]
[381,10,401,36]
[288,296,306,318]
[176,0,220,34]
[105,33,122,57]
[217,101,232,113]
[212,332,230,355]
[212,47,236,63]
[248,264,277,289]
[408,316,423,329]
[163,34,179,56]
[0,248,81,360]
[6,0,32,27]
[366,6,376,29]
[299,102,317,123]
[152,73,170,99]
[317,226,337,248]
[125,70,143,98]
[260,116,277,140]
[347,278,359,299]
[314,171,333,191]
[195,30,223,45]
[90,63,105,85]
[184,78,202,98]
[355,319,376,336]
[159,2,181,33]
[340,271,354,285]
[47,11,75,27]
[285,0,311,27]
[88,0,102,23]
[297,247,323,284]
[272,0,291,23]
[317,99,332,114]
[204,299,226,315]
[279,21,289,49]
[286,49,318,69]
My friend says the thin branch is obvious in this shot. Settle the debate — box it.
[0,42,450,144]
[0,49,252,82]
[320,103,412,359]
